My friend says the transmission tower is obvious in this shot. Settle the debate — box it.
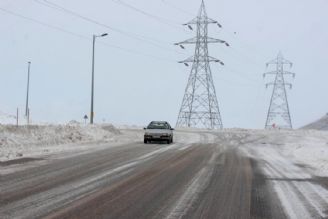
[175,0,229,129]
[263,52,295,129]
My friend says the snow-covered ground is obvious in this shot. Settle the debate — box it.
[240,129,328,218]
[1,125,328,217]
[0,110,18,125]
[0,123,128,161]
[241,129,328,177]
[1,123,328,178]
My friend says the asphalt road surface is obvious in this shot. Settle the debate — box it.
[1,130,327,219]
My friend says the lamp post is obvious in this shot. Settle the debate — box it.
[90,33,108,124]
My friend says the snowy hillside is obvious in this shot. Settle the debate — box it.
[302,114,328,130]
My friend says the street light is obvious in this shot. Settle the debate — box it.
[90,33,108,124]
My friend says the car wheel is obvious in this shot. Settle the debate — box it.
[144,139,147,144]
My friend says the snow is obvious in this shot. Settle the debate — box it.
[245,129,328,177]
[0,110,17,125]
[1,123,328,217]
[1,120,328,178]
[0,123,122,161]
[240,129,328,218]
[0,123,206,163]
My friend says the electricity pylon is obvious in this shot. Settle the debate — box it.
[263,52,295,129]
[175,0,229,129]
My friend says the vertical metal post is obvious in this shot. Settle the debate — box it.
[90,35,96,124]
[25,62,31,117]
[16,108,19,127]
[27,108,30,125]
[89,33,107,124]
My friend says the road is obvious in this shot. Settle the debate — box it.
[0,130,328,219]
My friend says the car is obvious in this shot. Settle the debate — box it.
[144,121,174,144]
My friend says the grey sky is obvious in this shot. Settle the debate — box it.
[0,0,327,128]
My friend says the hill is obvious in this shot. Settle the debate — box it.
[302,113,328,130]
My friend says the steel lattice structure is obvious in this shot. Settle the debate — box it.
[264,52,295,129]
[175,0,228,129]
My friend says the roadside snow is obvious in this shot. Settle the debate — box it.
[0,123,122,161]
[0,111,17,125]
[1,124,328,178]
[248,129,328,177]
[239,128,328,177]
[240,129,328,218]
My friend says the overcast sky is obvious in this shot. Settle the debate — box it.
[0,0,327,128]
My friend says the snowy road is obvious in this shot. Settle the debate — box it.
[0,130,328,219]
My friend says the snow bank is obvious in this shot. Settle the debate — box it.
[0,123,121,161]
[244,129,328,177]
[0,111,17,125]
[277,130,328,177]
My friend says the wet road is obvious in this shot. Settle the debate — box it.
[0,130,327,219]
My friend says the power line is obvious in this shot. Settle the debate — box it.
[113,0,179,24]
[99,41,176,63]
[0,7,89,40]
[217,27,271,62]
[110,0,192,33]
[0,7,176,63]
[161,0,271,66]
[40,0,165,43]
[214,65,258,86]
[160,2,260,84]
[218,47,262,83]
[221,44,263,67]
[35,0,187,55]
[213,67,257,87]
[161,0,196,17]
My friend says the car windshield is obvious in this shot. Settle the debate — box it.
[147,122,169,129]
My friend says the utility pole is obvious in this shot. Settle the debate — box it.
[16,108,19,127]
[90,33,108,124]
[263,52,295,129]
[175,0,229,129]
[25,61,31,125]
